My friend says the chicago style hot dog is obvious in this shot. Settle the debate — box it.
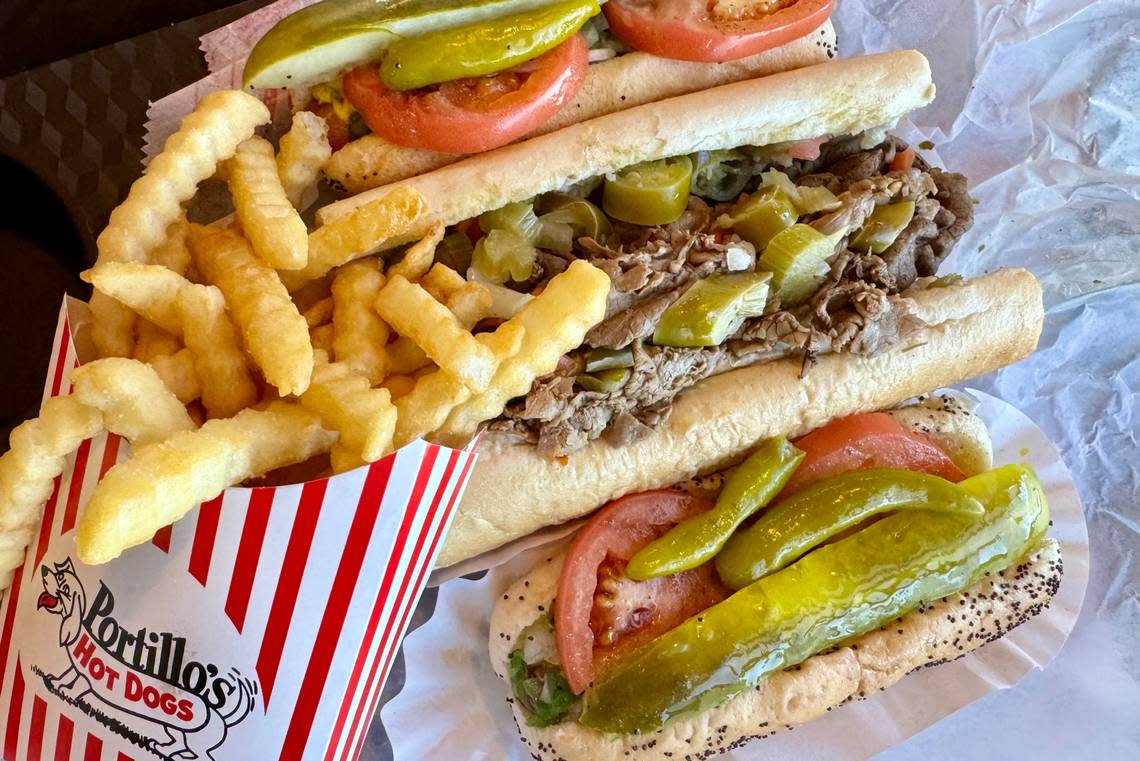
[489,397,1062,759]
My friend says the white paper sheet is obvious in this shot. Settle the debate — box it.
[379,391,1088,760]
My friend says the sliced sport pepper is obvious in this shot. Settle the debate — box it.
[626,438,804,581]
[715,467,985,590]
[579,464,1050,734]
[602,157,693,226]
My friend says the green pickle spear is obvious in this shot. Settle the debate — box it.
[381,0,600,90]
[244,0,559,90]
[653,272,771,348]
[579,464,1050,734]
[603,157,693,225]
[715,468,985,590]
[626,438,805,581]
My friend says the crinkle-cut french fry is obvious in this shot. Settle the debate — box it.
[88,293,136,359]
[133,318,182,363]
[302,296,334,328]
[277,111,332,211]
[439,260,609,443]
[446,283,493,330]
[92,90,268,357]
[310,323,335,354]
[76,402,335,564]
[291,275,333,314]
[420,263,492,328]
[381,374,416,400]
[389,218,444,283]
[329,443,367,475]
[148,349,200,404]
[395,323,524,448]
[149,219,191,276]
[374,274,497,392]
[420,262,467,299]
[280,185,427,291]
[83,262,188,336]
[386,336,432,376]
[299,358,397,463]
[228,136,310,270]
[178,283,259,419]
[186,224,313,395]
[71,358,196,446]
[0,396,103,589]
[331,258,389,385]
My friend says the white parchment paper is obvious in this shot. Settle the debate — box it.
[378,391,1088,760]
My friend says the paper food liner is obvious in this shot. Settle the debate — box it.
[0,298,480,761]
[143,0,317,161]
[382,388,1089,760]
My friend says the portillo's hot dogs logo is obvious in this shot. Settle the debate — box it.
[32,558,257,759]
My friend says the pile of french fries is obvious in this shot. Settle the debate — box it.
[0,90,609,578]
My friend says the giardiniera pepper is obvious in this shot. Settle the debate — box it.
[578,464,1050,734]
[626,438,804,581]
[715,467,986,590]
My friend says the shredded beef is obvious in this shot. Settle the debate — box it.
[579,197,755,348]
[491,138,976,457]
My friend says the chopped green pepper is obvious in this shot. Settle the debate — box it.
[758,169,841,215]
[472,228,537,283]
[715,468,986,590]
[626,438,804,581]
[480,200,541,240]
[850,200,916,254]
[576,366,630,393]
[603,157,693,226]
[579,464,1050,733]
[652,272,771,348]
[538,195,612,241]
[689,149,755,202]
[381,0,599,90]
[584,346,634,373]
[757,224,846,306]
[718,186,798,251]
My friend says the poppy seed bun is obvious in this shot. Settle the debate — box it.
[439,268,1043,567]
[489,538,1062,761]
[317,50,935,230]
[322,20,837,194]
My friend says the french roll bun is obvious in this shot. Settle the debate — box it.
[317,50,936,231]
[323,21,837,193]
[488,538,1062,761]
[438,268,1044,568]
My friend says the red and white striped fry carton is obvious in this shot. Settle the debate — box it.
[0,298,479,761]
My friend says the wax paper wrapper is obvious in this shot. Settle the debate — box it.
[0,298,479,761]
[379,388,1088,760]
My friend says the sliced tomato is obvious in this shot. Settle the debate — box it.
[781,412,965,496]
[342,35,587,154]
[308,103,351,151]
[555,490,728,694]
[603,0,835,63]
